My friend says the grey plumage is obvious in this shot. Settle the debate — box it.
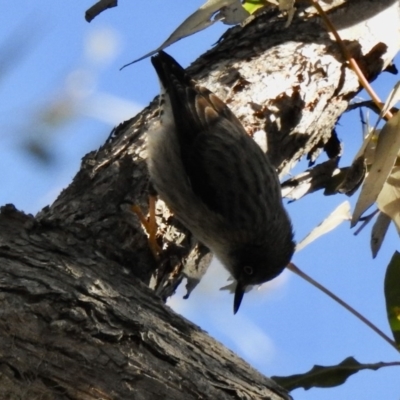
[148,51,295,313]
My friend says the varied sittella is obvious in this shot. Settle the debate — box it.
[147,51,295,313]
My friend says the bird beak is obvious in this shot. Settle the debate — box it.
[233,281,245,314]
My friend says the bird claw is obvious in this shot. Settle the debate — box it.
[131,195,162,259]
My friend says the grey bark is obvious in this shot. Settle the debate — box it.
[0,204,287,399]
[1,0,399,399]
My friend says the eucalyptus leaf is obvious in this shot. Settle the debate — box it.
[384,251,400,347]
[121,0,248,68]
[272,357,391,391]
[352,111,400,227]
[371,211,391,258]
[296,201,351,252]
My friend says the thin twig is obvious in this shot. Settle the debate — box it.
[287,262,399,352]
[309,0,393,120]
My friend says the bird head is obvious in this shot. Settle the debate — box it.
[229,233,295,314]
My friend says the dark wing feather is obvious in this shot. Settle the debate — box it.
[151,51,281,229]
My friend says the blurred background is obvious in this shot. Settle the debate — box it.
[1,2,399,399]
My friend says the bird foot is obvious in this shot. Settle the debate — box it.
[131,195,162,259]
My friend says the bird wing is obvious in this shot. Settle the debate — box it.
[151,52,281,229]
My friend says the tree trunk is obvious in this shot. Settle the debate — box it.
[1,0,399,398]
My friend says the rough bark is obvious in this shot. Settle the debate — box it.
[0,204,287,399]
[1,0,399,399]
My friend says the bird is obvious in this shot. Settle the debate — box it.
[147,51,295,313]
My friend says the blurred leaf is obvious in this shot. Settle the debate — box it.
[121,0,249,68]
[296,201,351,252]
[242,0,268,14]
[38,96,76,127]
[0,21,40,84]
[22,140,53,164]
[371,211,391,258]
[352,111,400,227]
[85,0,117,22]
[272,357,391,391]
[384,251,400,347]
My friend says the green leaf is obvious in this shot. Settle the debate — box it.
[272,357,389,391]
[242,0,267,14]
[384,251,400,348]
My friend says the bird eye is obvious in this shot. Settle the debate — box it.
[243,266,253,275]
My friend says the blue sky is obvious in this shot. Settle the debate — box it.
[2,2,399,399]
